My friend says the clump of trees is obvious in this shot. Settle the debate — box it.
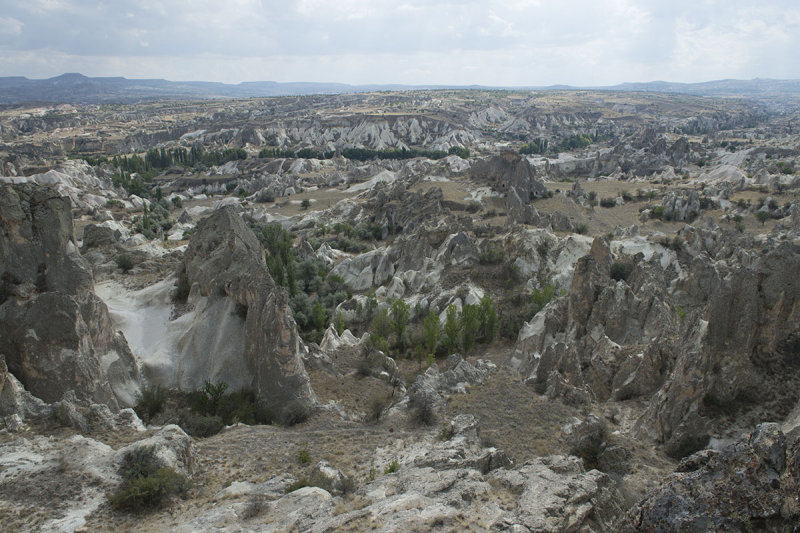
[259,223,349,344]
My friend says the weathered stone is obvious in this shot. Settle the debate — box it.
[621,424,800,531]
[177,207,315,411]
[0,183,140,410]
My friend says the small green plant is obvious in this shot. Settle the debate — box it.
[116,253,134,272]
[676,305,686,322]
[437,423,454,442]
[756,211,769,225]
[384,460,400,474]
[135,385,166,423]
[367,395,387,423]
[285,478,310,493]
[300,198,311,210]
[536,240,550,259]
[574,223,589,235]
[335,311,346,336]
[297,448,311,464]
[110,446,189,512]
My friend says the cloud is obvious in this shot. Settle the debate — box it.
[0,0,798,84]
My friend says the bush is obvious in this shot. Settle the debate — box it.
[110,446,189,512]
[135,386,166,423]
[179,412,224,438]
[479,246,506,264]
[116,253,134,272]
[279,400,311,426]
[574,223,588,235]
[650,206,666,220]
[298,448,311,464]
[285,478,310,493]
[599,197,616,208]
[384,460,400,474]
[409,392,437,426]
[367,395,387,423]
[110,468,189,512]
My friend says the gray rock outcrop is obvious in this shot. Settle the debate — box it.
[621,424,800,531]
[0,183,140,410]
[176,206,316,410]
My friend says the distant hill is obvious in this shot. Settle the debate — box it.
[1,73,799,104]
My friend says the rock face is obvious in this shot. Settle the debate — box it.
[177,206,315,410]
[513,229,800,458]
[0,183,140,409]
[621,424,800,531]
[471,152,549,201]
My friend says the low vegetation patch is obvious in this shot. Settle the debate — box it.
[110,446,189,512]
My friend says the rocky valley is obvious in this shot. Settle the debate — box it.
[1,88,799,532]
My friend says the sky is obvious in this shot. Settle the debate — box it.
[0,0,798,86]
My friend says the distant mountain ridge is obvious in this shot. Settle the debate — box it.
[1,73,799,104]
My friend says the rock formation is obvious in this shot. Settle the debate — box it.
[175,206,316,410]
[0,183,140,410]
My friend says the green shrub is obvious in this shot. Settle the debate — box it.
[110,446,189,512]
[367,395,387,423]
[651,206,666,220]
[478,295,498,343]
[479,246,506,264]
[119,445,159,481]
[285,478,310,493]
[530,283,557,313]
[410,393,437,426]
[279,400,311,426]
[135,386,166,423]
[116,253,134,272]
[384,460,400,474]
[298,448,311,464]
[391,299,410,351]
[599,197,616,208]
[574,223,588,235]
[179,412,224,438]
[443,305,460,355]
[110,468,189,512]
[536,240,550,259]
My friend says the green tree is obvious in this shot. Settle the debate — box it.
[370,308,392,352]
[756,211,769,225]
[391,299,410,350]
[335,311,346,336]
[444,305,460,355]
[478,295,498,343]
[460,304,480,352]
[301,199,311,210]
[423,310,441,357]
[312,301,327,332]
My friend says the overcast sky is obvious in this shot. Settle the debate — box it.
[0,0,798,86]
